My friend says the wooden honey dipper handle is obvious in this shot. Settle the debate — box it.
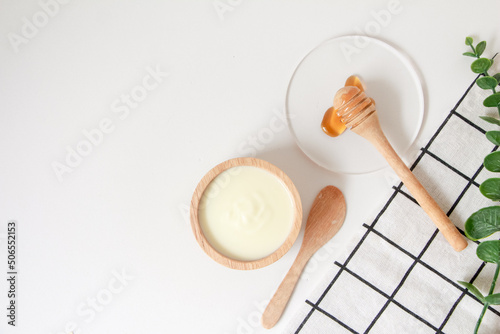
[353,112,468,252]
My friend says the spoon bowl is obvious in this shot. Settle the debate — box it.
[300,186,347,256]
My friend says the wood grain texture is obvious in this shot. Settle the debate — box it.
[351,112,468,252]
[261,186,346,329]
[190,157,303,270]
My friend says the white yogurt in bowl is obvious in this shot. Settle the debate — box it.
[199,166,295,261]
[190,158,302,270]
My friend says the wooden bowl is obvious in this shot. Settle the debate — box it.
[190,157,302,270]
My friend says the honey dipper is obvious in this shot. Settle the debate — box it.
[331,83,468,252]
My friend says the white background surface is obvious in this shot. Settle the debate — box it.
[0,1,499,333]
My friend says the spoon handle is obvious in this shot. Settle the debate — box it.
[353,113,468,252]
[261,249,311,329]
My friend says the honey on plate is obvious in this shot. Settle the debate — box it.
[321,75,367,137]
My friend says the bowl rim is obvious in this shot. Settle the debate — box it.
[190,157,303,270]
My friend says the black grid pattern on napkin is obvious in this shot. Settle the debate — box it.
[291,76,500,334]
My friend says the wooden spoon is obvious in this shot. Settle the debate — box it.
[261,185,346,329]
[333,85,468,252]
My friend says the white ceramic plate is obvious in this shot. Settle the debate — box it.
[286,35,424,174]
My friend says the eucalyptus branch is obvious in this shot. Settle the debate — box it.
[463,38,500,118]
[473,264,500,334]
[474,304,488,334]
[489,263,500,296]
[459,36,500,334]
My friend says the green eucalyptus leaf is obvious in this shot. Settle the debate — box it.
[465,37,474,46]
[463,52,476,57]
[476,240,500,264]
[486,131,500,145]
[465,206,500,240]
[458,281,485,302]
[476,41,487,57]
[471,58,492,73]
[480,116,500,126]
[485,293,500,305]
[484,151,500,172]
[493,73,500,84]
[480,178,500,201]
[477,76,499,90]
[483,93,500,107]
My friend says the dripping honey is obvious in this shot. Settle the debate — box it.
[321,75,366,137]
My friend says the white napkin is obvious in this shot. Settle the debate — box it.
[286,78,500,333]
